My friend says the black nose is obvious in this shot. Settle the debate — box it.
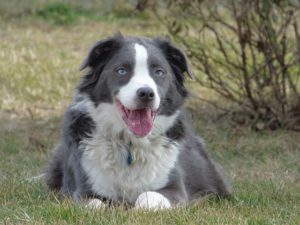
[136,87,155,102]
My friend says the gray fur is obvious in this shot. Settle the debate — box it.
[45,35,232,207]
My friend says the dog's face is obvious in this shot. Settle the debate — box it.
[79,35,192,137]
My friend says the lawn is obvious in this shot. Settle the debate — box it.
[0,2,299,225]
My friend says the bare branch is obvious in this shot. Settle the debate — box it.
[162,0,300,130]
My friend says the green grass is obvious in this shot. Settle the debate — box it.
[0,4,299,224]
[1,119,299,225]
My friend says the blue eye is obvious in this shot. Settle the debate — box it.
[155,69,165,77]
[116,68,127,76]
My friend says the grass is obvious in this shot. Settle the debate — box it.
[1,119,299,225]
[0,2,300,224]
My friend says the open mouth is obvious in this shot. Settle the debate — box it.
[115,99,156,137]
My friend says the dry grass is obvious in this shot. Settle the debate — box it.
[0,5,299,224]
[0,18,162,119]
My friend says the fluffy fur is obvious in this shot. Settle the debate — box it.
[45,34,232,210]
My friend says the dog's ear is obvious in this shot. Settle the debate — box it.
[155,39,193,82]
[80,34,123,70]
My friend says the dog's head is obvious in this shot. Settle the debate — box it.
[79,34,192,137]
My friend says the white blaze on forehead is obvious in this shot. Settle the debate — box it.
[134,43,149,80]
[117,43,160,110]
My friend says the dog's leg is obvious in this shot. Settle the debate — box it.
[135,168,187,210]
[72,191,106,209]
[135,191,171,210]
[85,198,105,209]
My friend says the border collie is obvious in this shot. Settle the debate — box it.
[45,34,232,210]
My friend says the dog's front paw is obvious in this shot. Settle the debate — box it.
[85,198,105,209]
[135,191,171,210]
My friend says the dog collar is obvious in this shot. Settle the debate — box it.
[127,149,137,165]
[127,150,133,165]
[126,142,136,165]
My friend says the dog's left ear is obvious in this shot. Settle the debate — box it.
[155,39,194,81]
[80,34,123,70]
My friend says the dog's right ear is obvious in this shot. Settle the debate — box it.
[80,34,123,70]
[154,38,194,83]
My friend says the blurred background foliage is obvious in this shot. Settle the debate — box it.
[0,0,300,131]
[159,0,300,131]
[0,0,152,24]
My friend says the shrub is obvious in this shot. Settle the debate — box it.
[36,2,78,25]
[159,0,300,130]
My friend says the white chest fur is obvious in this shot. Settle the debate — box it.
[79,102,180,204]
[81,133,179,203]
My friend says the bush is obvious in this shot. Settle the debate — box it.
[160,0,300,130]
[36,3,79,25]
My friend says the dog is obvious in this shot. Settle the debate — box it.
[45,34,232,210]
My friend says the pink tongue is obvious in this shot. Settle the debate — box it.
[126,109,153,137]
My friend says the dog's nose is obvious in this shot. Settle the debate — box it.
[136,87,155,102]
